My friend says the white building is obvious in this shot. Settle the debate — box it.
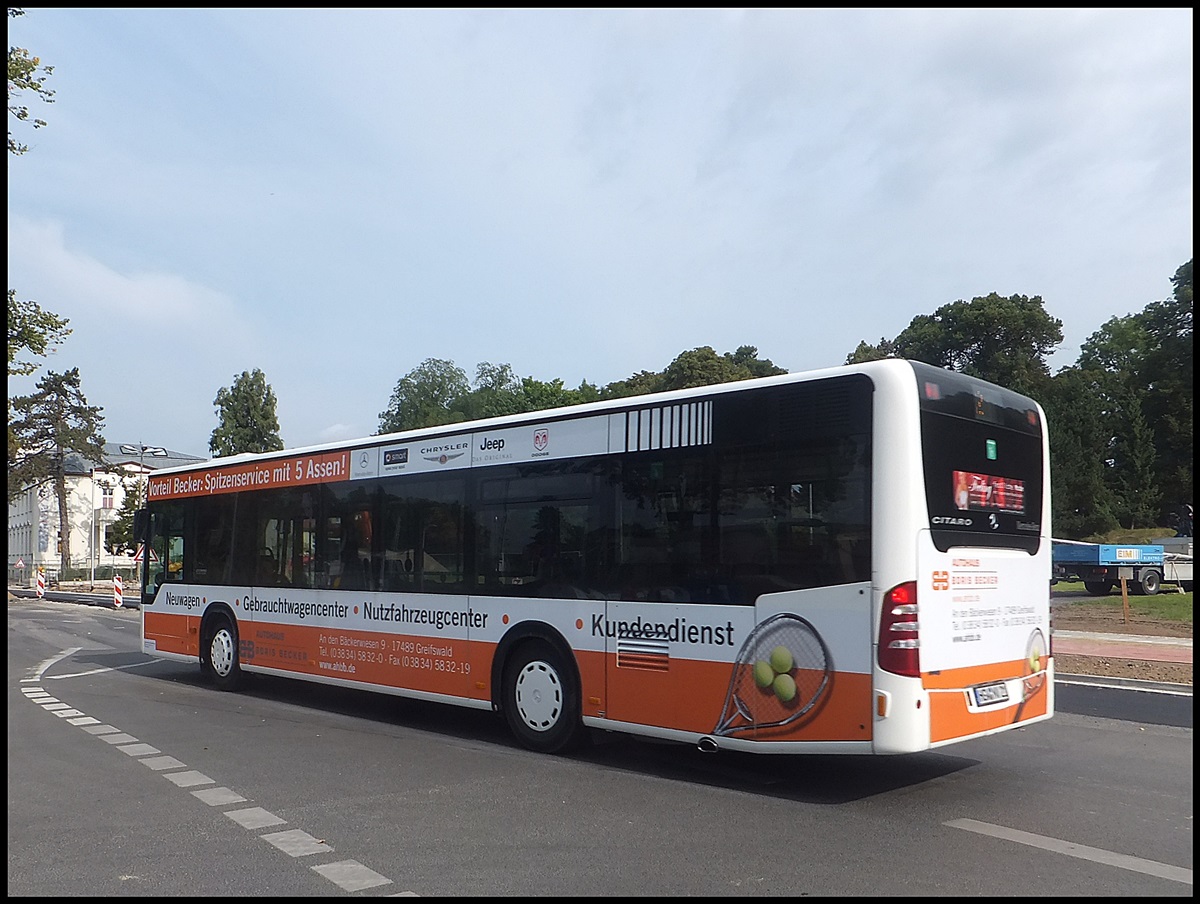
[7,442,205,584]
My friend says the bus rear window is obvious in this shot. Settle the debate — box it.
[911,362,1043,553]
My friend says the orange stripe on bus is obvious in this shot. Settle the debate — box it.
[152,611,877,742]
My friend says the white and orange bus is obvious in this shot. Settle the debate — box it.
[137,359,1053,755]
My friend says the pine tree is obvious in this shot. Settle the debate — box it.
[9,368,106,572]
[209,369,284,456]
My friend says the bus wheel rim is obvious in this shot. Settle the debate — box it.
[514,661,563,731]
[211,630,235,677]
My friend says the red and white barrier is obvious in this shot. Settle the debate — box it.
[36,567,45,598]
[113,574,123,609]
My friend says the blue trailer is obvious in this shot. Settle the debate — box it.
[1052,539,1193,595]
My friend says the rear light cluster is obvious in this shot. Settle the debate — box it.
[878,581,920,677]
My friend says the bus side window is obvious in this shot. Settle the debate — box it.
[165,534,185,581]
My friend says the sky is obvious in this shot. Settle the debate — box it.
[7,8,1193,459]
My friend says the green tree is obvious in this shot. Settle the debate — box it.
[454,362,525,422]
[600,369,663,401]
[8,11,70,475]
[105,476,143,555]
[659,346,747,390]
[1139,260,1193,513]
[844,337,897,364]
[1075,259,1193,525]
[724,345,788,379]
[7,289,71,377]
[1040,368,1118,538]
[519,376,601,412]
[886,293,1063,396]
[7,289,72,473]
[378,358,471,433]
[209,368,284,456]
[602,344,787,399]
[8,368,106,571]
[7,8,55,156]
[1108,388,1160,529]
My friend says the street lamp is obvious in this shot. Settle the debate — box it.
[90,467,96,588]
[119,443,168,505]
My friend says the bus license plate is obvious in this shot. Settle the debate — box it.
[973,682,1010,706]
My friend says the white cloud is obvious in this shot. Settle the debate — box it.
[7,8,1192,455]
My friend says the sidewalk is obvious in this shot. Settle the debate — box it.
[1052,629,1193,664]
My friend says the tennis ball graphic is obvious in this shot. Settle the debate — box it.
[769,645,794,674]
[773,672,797,703]
[753,659,775,689]
[1029,650,1040,671]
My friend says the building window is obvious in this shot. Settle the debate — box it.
[101,485,115,510]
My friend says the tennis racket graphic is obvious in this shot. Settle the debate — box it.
[713,613,831,738]
[1012,627,1048,723]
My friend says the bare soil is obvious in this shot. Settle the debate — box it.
[1051,597,1192,686]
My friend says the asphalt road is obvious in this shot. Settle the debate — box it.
[7,597,1192,896]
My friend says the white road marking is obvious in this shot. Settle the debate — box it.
[22,649,410,894]
[1054,676,1193,696]
[162,770,214,788]
[117,743,161,757]
[192,787,247,806]
[99,732,139,744]
[225,807,287,830]
[30,648,82,680]
[312,860,393,892]
[946,818,1192,885]
[48,661,156,680]
[261,829,333,857]
[140,756,187,771]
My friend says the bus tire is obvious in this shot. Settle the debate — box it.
[1082,581,1113,596]
[501,639,583,754]
[202,614,244,692]
[1181,582,1194,593]
[1138,569,1161,596]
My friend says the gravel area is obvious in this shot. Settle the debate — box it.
[1053,653,1192,686]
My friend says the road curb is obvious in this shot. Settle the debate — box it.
[1055,673,1193,696]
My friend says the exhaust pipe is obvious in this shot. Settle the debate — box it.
[697,736,719,754]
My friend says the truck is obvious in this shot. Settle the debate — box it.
[1051,537,1194,595]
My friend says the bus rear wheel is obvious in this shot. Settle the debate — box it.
[502,639,584,754]
[1082,581,1113,596]
[202,614,244,692]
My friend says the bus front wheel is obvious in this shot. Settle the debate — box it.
[202,615,244,692]
[501,639,584,754]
